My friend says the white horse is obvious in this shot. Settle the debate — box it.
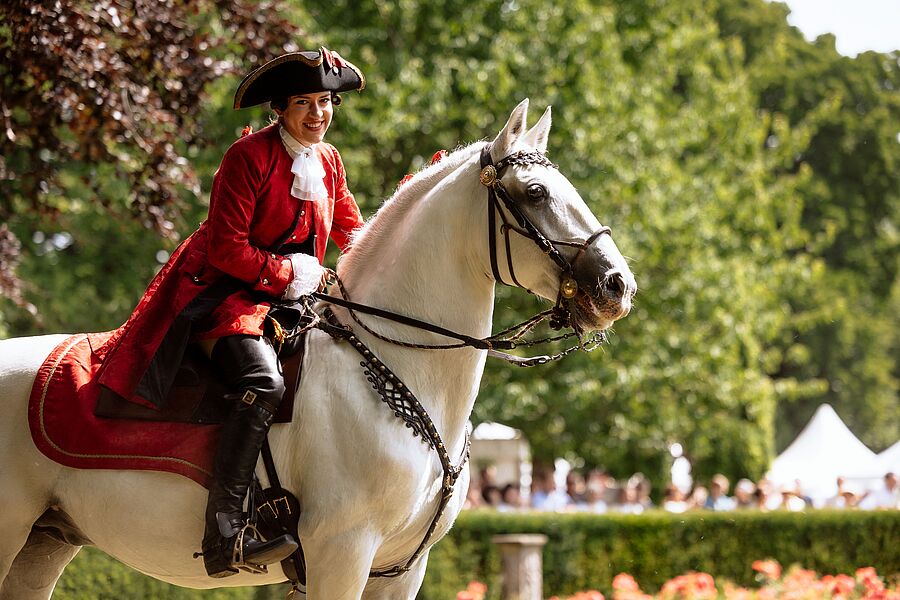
[0,100,635,599]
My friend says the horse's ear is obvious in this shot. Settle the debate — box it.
[491,98,529,160]
[522,106,552,153]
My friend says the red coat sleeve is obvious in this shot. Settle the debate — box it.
[329,147,365,251]
[206,141,293,297]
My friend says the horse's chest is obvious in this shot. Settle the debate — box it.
[373,462,468,562]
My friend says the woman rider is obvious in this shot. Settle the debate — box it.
[96,47,366,577]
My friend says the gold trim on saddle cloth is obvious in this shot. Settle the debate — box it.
[37,334,212,478]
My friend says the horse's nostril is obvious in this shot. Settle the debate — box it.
[603,272,626,298]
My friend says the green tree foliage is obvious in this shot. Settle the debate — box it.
[0,0,300,313]
[2,0,897,488]
[715,0,900,453]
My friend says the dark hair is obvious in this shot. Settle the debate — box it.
[270,96,289,112]
[270,91,342,113]
[481,485,501,505]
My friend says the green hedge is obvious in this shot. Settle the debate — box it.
[421,509,900,599]
[54,510,899,599]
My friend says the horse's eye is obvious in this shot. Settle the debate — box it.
[527,183,547,201]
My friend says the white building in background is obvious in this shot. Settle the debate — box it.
[469,422,531,501]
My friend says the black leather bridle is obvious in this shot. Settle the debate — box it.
[296,144,617,363]
[479,144,612,327]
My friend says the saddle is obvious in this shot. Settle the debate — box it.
[94,342,303,425]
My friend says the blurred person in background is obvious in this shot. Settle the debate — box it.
[839,490,860,508]
[566,470,587,506]
[705,474,737,511]
[662,484,690,513]
[688,485,709,510]
[782,479,813,511]
[752,486,771,511]
[755,478,783,510]
[734,478,756,509]
[859,472,899,510]
[611,484,645,514]
[629,473,654,510]
[481,485,502,508]
[780,483,808,512]
[588,469,616,505]
[581,481,609,514]
[498,484,523,512]
[531,469,569,511]
[464,478,483,510]
[825,476,849,508]
[478,465,498,490]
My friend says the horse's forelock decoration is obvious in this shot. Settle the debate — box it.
[0,99,635,599]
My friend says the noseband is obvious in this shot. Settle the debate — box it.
[479,145,611,328]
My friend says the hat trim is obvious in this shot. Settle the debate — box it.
[233,52,325,109]
[344,61,366,92]
[329,49,367,92]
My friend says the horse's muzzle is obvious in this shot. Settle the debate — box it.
[571,260,636,331]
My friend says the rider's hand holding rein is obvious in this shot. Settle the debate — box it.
[282,253,328,300]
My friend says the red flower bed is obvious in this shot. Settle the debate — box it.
[457,560,900,599]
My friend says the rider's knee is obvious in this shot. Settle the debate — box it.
[212,335,286,410]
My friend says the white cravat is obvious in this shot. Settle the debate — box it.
[279,126,327,201]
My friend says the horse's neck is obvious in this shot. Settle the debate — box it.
[336,158,493,452]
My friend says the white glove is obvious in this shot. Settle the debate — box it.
[281,253,326,301]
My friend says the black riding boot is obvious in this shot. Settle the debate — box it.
[201,336,298,578]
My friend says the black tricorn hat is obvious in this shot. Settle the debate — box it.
[233,46,365,109]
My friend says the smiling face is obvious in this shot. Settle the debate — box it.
[275,92,333,146]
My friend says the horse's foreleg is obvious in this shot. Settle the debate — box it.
[0,486,52,586]
[361,551,429,600]
[0,337,66,588]
[304,534,379,600]
[0,528,80,600]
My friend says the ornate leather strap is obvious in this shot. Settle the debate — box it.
[318,308,470,579]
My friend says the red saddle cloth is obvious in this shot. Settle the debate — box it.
[28,333,218,487]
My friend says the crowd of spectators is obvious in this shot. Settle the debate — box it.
[464,468,900,513]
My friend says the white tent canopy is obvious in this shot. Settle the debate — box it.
[878,440,900,474]
[767,403,884,500]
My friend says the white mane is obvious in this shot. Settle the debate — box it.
[339,141,488,275]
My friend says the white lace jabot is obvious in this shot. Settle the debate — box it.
[279,126,327,202]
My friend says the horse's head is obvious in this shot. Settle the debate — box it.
[482,99,636,332]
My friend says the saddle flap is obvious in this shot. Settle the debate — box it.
[94,338,306,425]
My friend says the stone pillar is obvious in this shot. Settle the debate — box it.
[491,534,548,600]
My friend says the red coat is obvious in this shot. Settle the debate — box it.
[97,124,364,408]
